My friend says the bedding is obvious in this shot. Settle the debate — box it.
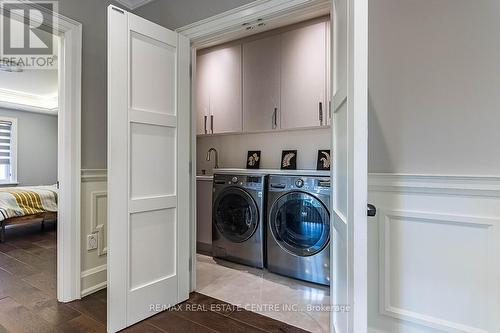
[0,185,58,222]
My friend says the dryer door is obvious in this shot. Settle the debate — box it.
[270,191,330,256]
[214,187,259,243]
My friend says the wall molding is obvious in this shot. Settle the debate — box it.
[81,169,107,183]
[90,191,108,256]
[378,209,496,333]
[176,0,330,47]
[369,173,500,197]
[81,264,107,297]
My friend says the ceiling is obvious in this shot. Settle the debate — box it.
[115,0,158,10]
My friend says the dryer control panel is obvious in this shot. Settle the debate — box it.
[268,175,331,196]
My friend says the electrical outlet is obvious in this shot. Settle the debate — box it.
[87,234,98,251]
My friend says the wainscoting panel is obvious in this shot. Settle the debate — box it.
[81,169,108,297]
[368,174,500,333]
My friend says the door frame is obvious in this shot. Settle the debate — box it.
[177,0,332,293]
[3,1,83,302]
[178,0,368,332]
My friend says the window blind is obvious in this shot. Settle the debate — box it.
[0,120,12,166]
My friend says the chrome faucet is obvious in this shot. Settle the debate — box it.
[206,148,219,169]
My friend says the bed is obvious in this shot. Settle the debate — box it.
[0,185,58,242]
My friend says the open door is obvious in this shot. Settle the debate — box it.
[330,0,368,332]
[107,5,191,332]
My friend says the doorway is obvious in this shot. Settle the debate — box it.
[190,9,332,333]
[0,2,83,304]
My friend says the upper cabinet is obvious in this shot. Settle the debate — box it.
[280,21,327,130]
[196,44,242,134]
[196,18,329,135]
[243,35,281,132]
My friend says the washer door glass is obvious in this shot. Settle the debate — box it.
[270,191,330,256]
[214,187,259,243]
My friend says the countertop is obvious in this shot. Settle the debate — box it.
[212,168,330,177]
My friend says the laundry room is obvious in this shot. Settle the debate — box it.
[193,9,333,333]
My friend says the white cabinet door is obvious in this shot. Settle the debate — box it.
[243,35,281,132]
[281,21,327,129]
[197,44,242,134]
[107,5,190,332]
[195,53,211,135]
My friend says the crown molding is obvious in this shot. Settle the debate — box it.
[115,0,157,10]
[176,0,330,48]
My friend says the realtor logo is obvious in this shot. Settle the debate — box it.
[0,0,58,69]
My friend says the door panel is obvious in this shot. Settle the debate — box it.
[130,32,176,114]
[108,5,190,332]
[331,0,368,332]
[243,35,281,132]
[281,21,326,129]
[130,123,176,198]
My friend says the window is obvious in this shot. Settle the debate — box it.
[0,118,17,184]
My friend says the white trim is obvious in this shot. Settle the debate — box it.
[81,169,107,183]
[0,101,58,115]
[379,209,497,333]
[176,0,330,47]
[8,1,87,303]
[0,88,58,113]
[81,264,108,297]
[90,191,108,256]
[115,0,156,10]
[369,173,500,197]
[0,116,18,184]
[81,263,108,278]
[81,281,107,297]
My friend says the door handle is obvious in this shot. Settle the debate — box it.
[367,204,377,217]
[210,115,214,134]
[319,102,323,126]
[270,184,286,189]
[204,115,208,134]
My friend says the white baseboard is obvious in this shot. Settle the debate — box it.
[80,264,107,297]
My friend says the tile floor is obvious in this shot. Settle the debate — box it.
[196,254,330,333]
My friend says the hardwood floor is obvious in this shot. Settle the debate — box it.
[0,222,310,333]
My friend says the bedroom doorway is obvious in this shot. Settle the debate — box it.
[0,2,82,303]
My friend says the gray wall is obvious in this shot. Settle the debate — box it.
[368,0,500,175]
[57,0,254,169]
[61,0,498,175]
[0,108,58,186]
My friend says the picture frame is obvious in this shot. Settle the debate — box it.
[316,149,331,171]
[246,151,261,169]
[281,150,297,170]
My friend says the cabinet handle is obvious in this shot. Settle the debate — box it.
[204,115,208,134]
[272,108,278,129]
[210,115,214,134]
[329,101,332,122]
[319,102,323,126]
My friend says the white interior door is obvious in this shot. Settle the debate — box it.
[330,0,368,332]
[107,5,191,332]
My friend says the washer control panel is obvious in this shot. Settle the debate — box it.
[268,175,331,195]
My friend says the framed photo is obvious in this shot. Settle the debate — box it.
[281,150,297,170]
[317,149,331,170]
[246,151,261,169]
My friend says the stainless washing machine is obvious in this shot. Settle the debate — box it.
[267,175,331,285]
[212,173,266,268]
